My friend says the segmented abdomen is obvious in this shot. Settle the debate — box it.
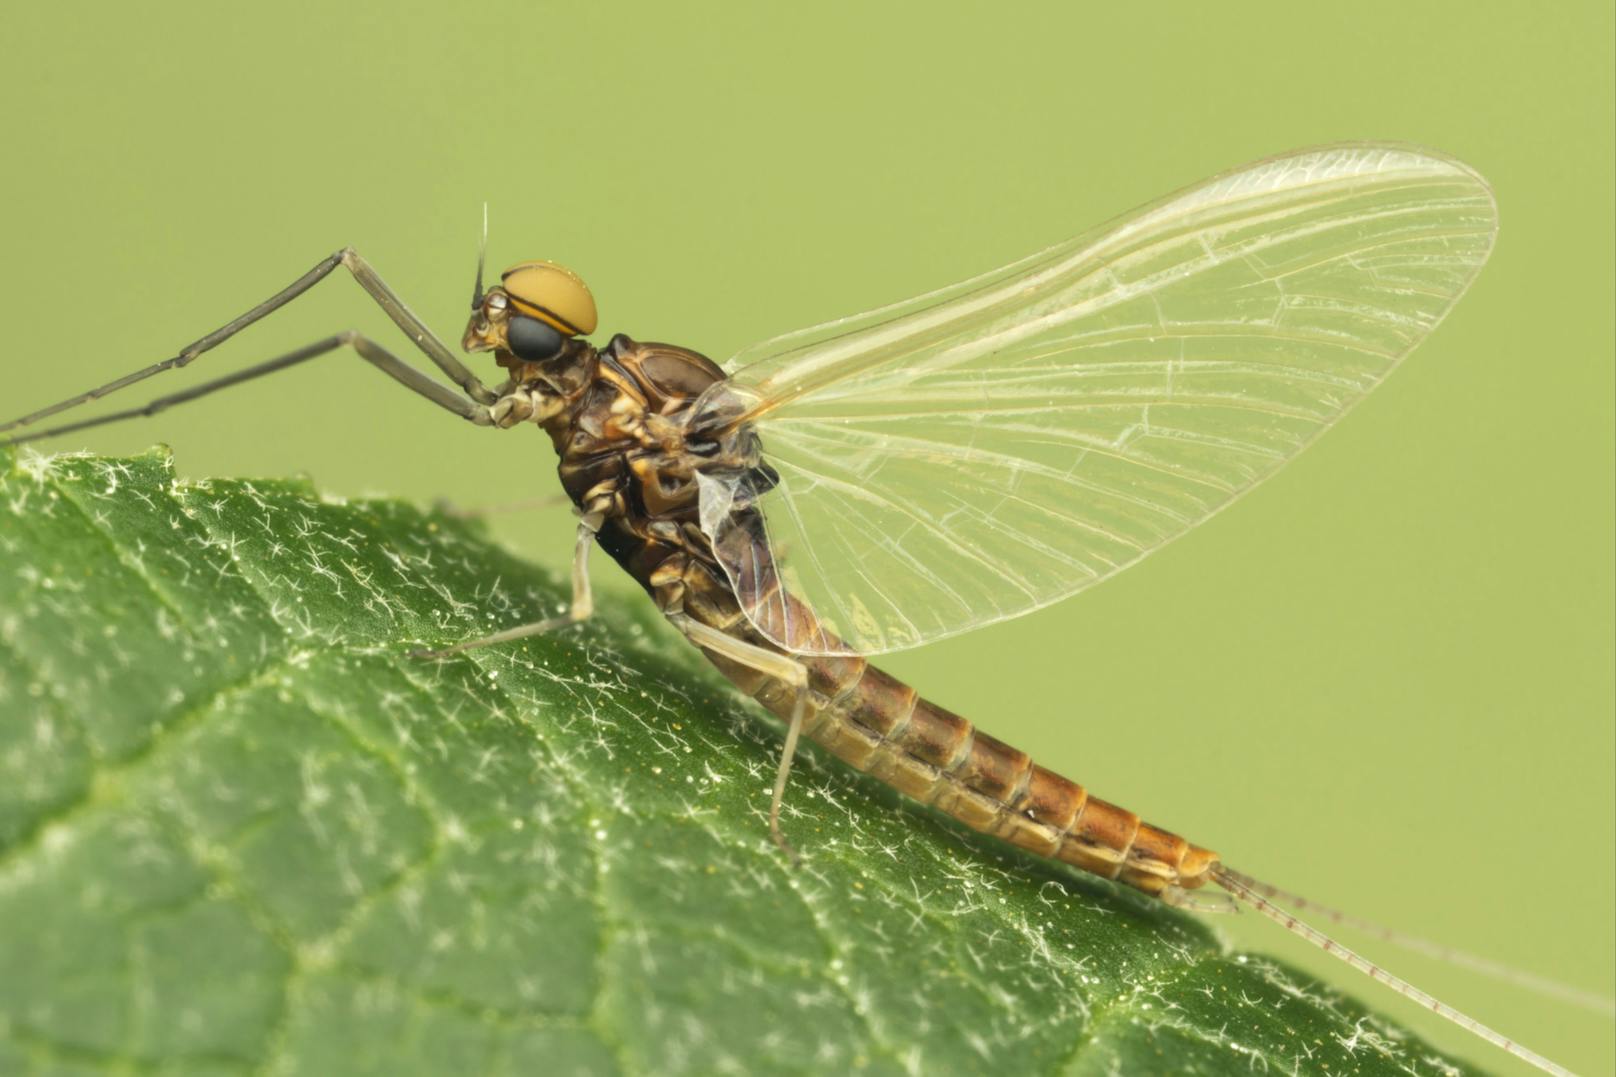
[702,631,1219,897]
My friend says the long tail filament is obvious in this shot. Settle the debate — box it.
[1211,866,1573,1077]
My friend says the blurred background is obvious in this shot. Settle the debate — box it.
[2,2,1611,1072]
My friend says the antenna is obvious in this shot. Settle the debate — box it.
[471,202,488,309]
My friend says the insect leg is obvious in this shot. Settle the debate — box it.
[409,513,603,659]
[673,616,809,863]
[0,247,494,440]
[3,332,492,446]
[337,248,496,404]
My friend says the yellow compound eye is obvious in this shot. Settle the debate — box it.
[499,261,598,337]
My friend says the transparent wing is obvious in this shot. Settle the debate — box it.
[693,144,1498,656]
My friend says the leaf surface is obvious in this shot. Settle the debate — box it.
[0,449,1480,1075]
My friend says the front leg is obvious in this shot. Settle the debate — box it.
[1,246,496,440]
[410,510,602,659]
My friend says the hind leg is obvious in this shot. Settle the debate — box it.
[671,616,810,863]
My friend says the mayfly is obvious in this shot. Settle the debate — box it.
[2,145,1592,1073]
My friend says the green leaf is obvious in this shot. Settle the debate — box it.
[0,448,1479,1076]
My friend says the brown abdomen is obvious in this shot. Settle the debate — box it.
[700,612,1219,897]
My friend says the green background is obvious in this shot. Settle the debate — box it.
[2,3,1610,1074]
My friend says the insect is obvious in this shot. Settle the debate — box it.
[1,144,1589,1074]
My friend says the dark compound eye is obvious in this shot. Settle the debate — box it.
[507,315,564,361]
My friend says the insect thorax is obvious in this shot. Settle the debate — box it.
[530,334,752,610]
